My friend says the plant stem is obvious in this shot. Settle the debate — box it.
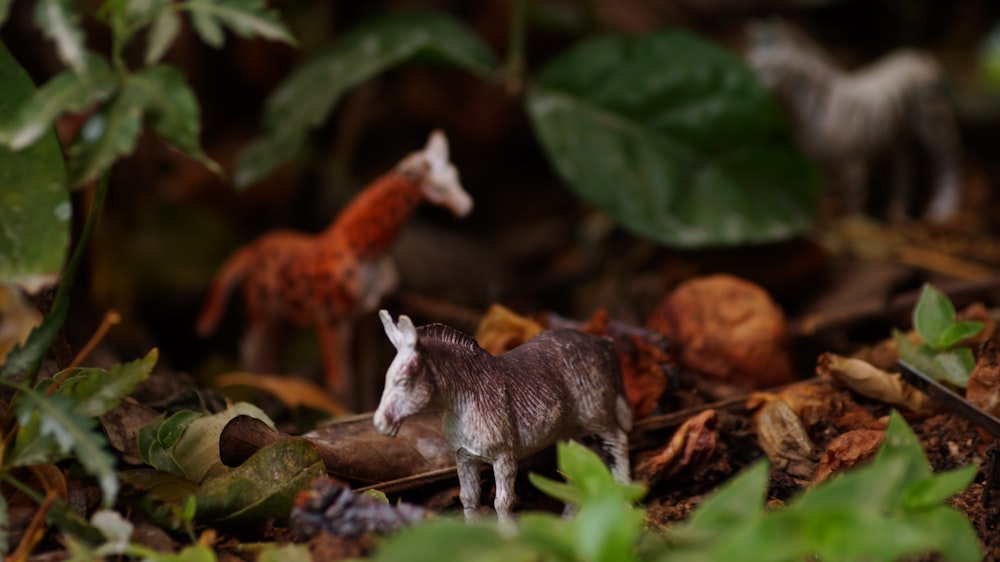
[503,0,527,94]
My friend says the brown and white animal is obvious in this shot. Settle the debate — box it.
[196,131,473,407]
[373,310,632,522]
[746,20,962,222]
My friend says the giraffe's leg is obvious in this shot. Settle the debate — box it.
[240,317,285,373]
[317,320,353,406]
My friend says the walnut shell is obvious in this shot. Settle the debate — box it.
[647,274,794,389]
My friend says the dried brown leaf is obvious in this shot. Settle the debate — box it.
[215,372,348,416]
[967,339,1000,419]
[817,352,933,412]
[811,428,884,485]
[634,409,717,487]
[755,399,815,480]
[473,304,544,355]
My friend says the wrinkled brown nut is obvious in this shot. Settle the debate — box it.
[647,274,794,389]
[634,409,718,487]
[756,399,816,480]
[817,352,933,412]
[474,304,545,355]
[811,429,884,485]
[967,339,1000,419]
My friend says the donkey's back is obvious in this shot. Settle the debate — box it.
[499,329,632,451]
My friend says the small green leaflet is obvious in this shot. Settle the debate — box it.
[183,0,295,48]
[35,0,86,76]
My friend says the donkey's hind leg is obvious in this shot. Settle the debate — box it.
[599,428,631,484]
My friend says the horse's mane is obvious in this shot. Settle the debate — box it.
[417,323,481,352]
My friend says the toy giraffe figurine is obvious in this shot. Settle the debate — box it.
[196,131,473,406]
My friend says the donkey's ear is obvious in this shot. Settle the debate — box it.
[425,129,449,161]
[379,309,402,348]
[397,314,418,347]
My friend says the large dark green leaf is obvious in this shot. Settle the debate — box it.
[527,31,821,248]
[0,43,70,291]
[234,10,496,187]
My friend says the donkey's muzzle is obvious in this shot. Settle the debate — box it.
[374,414,401,437]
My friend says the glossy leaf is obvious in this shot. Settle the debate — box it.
[234,10,496,187]
[527,30,821,248]
[65,90,143,187]
[195,439,325,525]
[138,410,202,476]
[0,44,71,292]
[35,0,86,75]
[183,0,295,48]
[912,283,956,349]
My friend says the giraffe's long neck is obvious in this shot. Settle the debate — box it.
[325,171,424,259]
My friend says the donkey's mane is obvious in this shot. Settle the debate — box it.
[417,323,481,352]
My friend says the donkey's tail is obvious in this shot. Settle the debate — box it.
[615,395,633,433]
[195,247,253,337]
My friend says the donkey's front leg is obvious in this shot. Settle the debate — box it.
[455,449,482,521]
[492,453,518,523]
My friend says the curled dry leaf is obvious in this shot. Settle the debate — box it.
[0,284,42,364]
[291,477,429,539]
[220,412,454,484]
[473,303,544,355]
[755,399,816,480]
[100,397,161,465]
[811,429,885,485]
[966,339,1000,420]
[748,380,844,428]
[817,352,934,412]
[215,372,349,416]
[579,309,672,419]
[647,274,794,389]
[634,409,717,488]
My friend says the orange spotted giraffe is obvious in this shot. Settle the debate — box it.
[196,131,472,405]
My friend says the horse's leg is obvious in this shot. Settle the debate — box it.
[317,319,353,407]
[911,88,962,222]
[888,144,913,223]
[240,316,284,374]
[599,428,632,484]
[492,453,518,526]
[456,449,482,521]
[837,160,869,216]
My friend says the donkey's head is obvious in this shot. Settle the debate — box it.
[396,130,473,218]
[374,310,434,437]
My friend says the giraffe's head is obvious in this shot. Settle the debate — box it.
[397,130,473,218]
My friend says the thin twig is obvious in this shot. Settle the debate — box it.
[48,310,121,394]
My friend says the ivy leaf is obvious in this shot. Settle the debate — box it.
[234,10,496,187]
[11,390,118,506]
[34,0,87,76]
[0,43,72,293]
[183,0,295,48]
[912,283,956,350]
[527,30,821,248]
[0,52,116,151]
[145,8,182,65]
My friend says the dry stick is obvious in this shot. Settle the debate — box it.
[353,390,756,495]
[8,489,58,562]
[47,309,121,395]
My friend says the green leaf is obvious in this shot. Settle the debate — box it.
[913,283,956,350]
[130,65,220,173]
[49,349,157,417]
[194,439,325,525]
[527,30,820,248]
[234,10,496,187]
[0,53,115,151]
[0,43,71,292]
[894,329,950,383]
[372,519,527,562]
[677,460,769,538]
[35,0,87,75]
[933,348,975,388]
[11,391,118,505]
[1,292,68,379]
[904,508,983,562]
[872,411,933,492]
[257,544,312,562]
[0,489,7,554]
[0,0,12,27]
[902,463,978,511]
[938,321,984,350]
[65,91,143,187]
[146,8,182,65]
[138,410,202,475]
[182,0,295,47]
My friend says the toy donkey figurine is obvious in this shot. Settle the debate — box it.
[196,131,473,406]
[746,19,962,222]
[373,310,632,522]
